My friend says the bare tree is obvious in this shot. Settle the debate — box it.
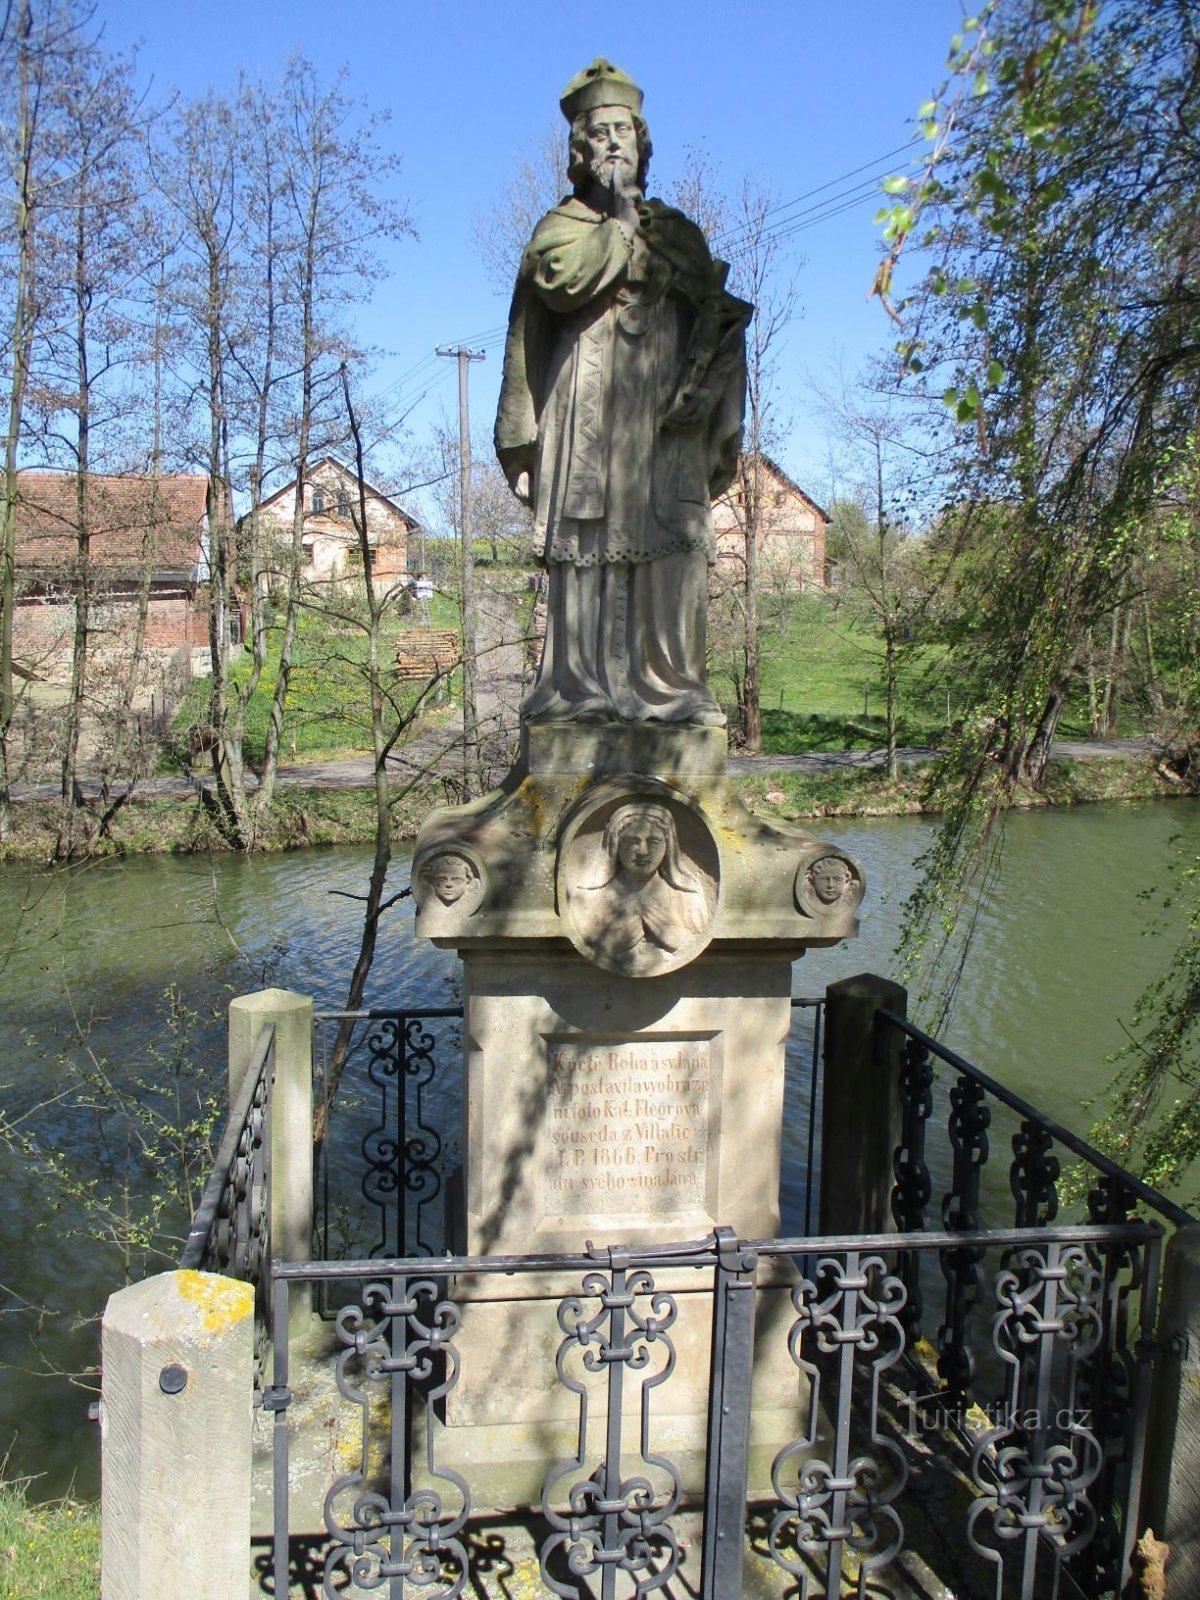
[251,62,413,818]
[471,121,566,291]
[39,44,153,853]
[159,89,248,836]
[0,0,97,837]
[817,373,928,779]
[156,64,412,847]
[676,160,800,749]
[314,367,452,1139]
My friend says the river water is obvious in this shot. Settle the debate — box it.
[2,798,1197,1498]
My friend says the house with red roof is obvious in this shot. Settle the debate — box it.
[255,456,417,597]
[712,453,830,589]
[12,471,211,682]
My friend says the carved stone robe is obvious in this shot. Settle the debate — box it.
[496,194,749,724]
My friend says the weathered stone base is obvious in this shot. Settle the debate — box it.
[402,724,864,1519]
[410,730,863,952]
[459,949,798,1255]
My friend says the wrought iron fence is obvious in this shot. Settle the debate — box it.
[882,1008,1191,1596]
[313,1008,463,1267]
[265,1216,1161,1600]
[183,995,1189,1595]
[180,1018,274,1282]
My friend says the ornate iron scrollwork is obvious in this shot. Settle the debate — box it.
[360,1015,448,1258]
[540,1261,682,1597]
[892,1034,933,1338]
[400,1016,446,1257]
[938,1074,991,1402]
[967,1242,1104,1595]
[1010,1119,1060,1229]
[210,1066,269,1281]
[323,1275,470,1597]
[769,1252,908,1598]
[1070,1176,1146,1594]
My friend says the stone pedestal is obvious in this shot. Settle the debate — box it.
[410,723,863,1509]
[460,949,794,1254]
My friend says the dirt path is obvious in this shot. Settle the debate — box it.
[9,735,1151,805]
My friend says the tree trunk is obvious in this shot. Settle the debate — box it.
[1140,592,1163,718]
[1019,681,1068,787]
[1084,626,1100,735]
[0,6,36,840]
[1099,585,1133,737]
[255,124,319,813]
[742,455,761,753]
[58,173,95,859]
[884,629,899,780]
[316,366,400,1143]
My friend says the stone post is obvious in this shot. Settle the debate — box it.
[229,987,313,1332]
[820,973,908,1236]
[101,1269,254,1600]
[1141,1222,1200,1590]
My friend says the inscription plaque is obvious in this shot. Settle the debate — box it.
[543,1037,712,1219]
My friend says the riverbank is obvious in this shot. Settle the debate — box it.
[0,748,1183,861]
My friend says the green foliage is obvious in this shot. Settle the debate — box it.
[1085,856,1200,1205]
[0,1474,99,1598]
[708,593,950,750]
[884,0,1200,1094]
[736,763,937,819]
[173,599,459,763]
[0,986,222,1281]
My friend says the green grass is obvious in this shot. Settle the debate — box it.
[0,1476,99,1599]
[169,589,1138,772]
[724,593,952,753]
[0,782,441,860]
[722,593,1121,753]
[171,597,461,765]
[733,753,1174,822]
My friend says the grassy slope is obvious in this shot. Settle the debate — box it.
[171,588,1114,767]
[0,1478,99,1599]
[0,587,1172,861]
[170,594,461,765]
[726,592,1102,754]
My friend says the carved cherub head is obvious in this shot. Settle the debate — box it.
[421,852,478,907]
[807,855,853,907]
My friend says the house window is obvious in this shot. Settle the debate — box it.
[312,488,327,514]
[336,488,351,518]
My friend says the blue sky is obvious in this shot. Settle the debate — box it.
[101,0,967,520]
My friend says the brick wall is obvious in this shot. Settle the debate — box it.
[15,592,203,680]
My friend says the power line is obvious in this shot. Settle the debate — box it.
[369,141,923,429]
[710,137,920,253]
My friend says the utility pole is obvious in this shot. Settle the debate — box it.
[437,344,485,796]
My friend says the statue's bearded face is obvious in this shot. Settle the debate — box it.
[580,105,639,191]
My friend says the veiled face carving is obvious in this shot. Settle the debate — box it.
[559,794,719,976]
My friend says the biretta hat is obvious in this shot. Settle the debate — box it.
[560,58,644,122]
